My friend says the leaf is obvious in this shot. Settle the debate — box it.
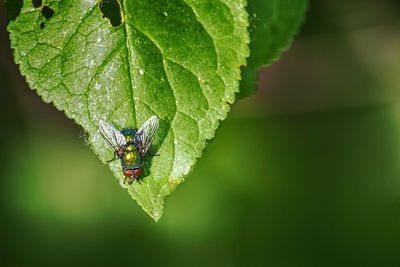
[7,0,249,220]
[238,0,308,99]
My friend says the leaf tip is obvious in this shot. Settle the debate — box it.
[151,212,162,222]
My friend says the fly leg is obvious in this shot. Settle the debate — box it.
[119,177,128,188]
[147,151,160,157]
[107,152,117,162]
[128,176,141,185]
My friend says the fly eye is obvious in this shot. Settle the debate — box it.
[134,169,142,177]
[123,169,133,177]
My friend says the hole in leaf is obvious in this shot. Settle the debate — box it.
[32,0,42,8]
[40,22,45,29]
[6,0,23,21]
[41,5,54,19]
[99,0,122,27]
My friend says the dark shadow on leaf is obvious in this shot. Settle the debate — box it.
[139,117,170,180]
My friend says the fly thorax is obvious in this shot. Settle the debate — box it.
[123,144,139,167]
[121,130,140,167]
[126,144,135,152]
[124,151,137,162]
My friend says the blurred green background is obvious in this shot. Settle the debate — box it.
[1,0,400,266]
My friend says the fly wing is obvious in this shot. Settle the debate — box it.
[134,116,159,156]
[98,120,126,152]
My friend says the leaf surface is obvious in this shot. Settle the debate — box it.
[8,0,249,220]
[238,0,308,98]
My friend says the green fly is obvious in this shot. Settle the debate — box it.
[98,116,159,185]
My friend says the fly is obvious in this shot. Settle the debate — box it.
[98,116,159,185]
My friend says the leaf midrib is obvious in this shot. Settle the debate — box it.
[122,7,137,129]
[120,1,218,185]
[122,21,178,189]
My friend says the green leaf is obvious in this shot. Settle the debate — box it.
[238,0,308,99]
[7,0,249,220]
